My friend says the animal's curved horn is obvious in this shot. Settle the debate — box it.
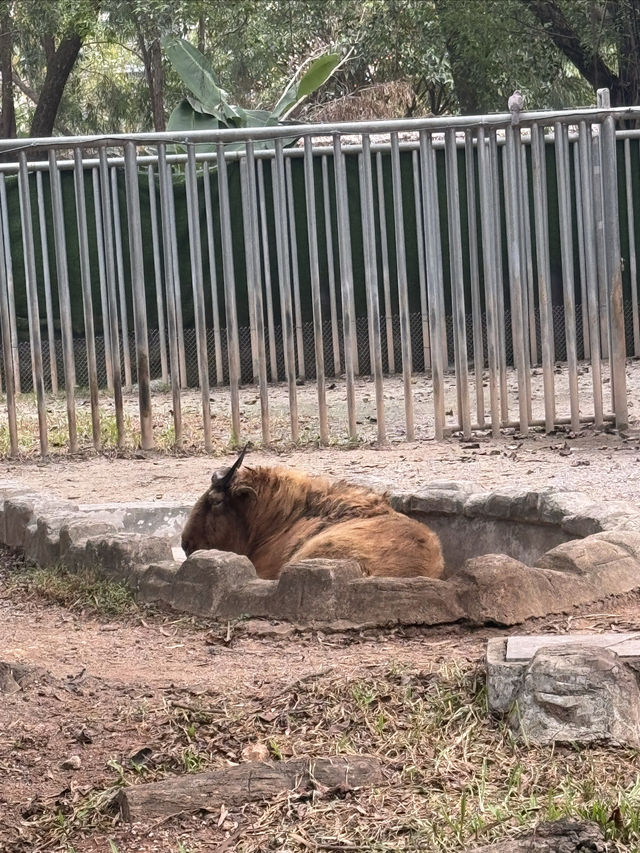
[212,444,248,490]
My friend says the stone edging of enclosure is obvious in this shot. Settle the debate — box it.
[2,479,640,628]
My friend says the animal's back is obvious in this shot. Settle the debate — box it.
[290,512,444,578]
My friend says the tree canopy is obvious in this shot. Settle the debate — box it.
[0,0,635,139]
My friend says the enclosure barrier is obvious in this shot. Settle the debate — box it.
[0,99,637,455]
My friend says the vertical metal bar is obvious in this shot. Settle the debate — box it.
[217,141,243,441]
[360,135,386,443]
[147,165,168,384]
[98,149,124,446]
[601,114,628,429]
[625,139,640,356]
[490,130,509,423]
[0,189,18,454]
[554,122,580,432]
[375,152,394,374]
[185,144,212,451]
[359,152,375,375]
[322,154,341,376]
[0,174,20,392]
[272,140,299,438]
[476,127,501,437]
[123,142,154,449]
[303,136,329,444]
[573,140,590,359]
[35,170,57,394]
[520,142,538,367]
[513,130,533,422]
[412,149,431,372]
[240,159,260,384]
[111,166,132,388]
[592,132,610,361]
[92,167,113,391]
[419,131,446,438]
[18,153,47,455]
[504,127,529,432]
[245,141,270,446]
[444,128,471,437]
[73,148,100,449]
[285,156,306,381]
[203,161,224,385]
[390,131,415,440]
[257,159,278,382]
[578,121,603,427]
[157,145,182,446]
[465,129,485,426]
[531,123,556,432]
[322,158,340,376]
[166,165,187,387]
[332,134,357,438]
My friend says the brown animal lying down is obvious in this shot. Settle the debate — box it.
[181,449,444,580]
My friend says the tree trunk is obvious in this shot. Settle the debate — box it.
[434,0,486,114]
[137,22,165,132]
[614,0,640,107]
[30,34,82,137]
[0,1,15,139]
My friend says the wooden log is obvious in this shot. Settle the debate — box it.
[118,755,384,822]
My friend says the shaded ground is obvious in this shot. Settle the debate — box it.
[2,549,640,852]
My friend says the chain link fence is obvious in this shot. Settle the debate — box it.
[11,298,635,394]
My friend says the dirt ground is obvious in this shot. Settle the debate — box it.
[2,360,640,504]
[2,422,640,506]
[2,544,640,853]
[2,363,640,851]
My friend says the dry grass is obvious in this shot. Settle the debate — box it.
[6,559,139,618]
[16,662,640,852]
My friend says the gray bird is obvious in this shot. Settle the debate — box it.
[508,90,524,126]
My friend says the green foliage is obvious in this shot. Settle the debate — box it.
[163,34,340,145]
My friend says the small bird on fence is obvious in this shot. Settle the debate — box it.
[508,90,524,126]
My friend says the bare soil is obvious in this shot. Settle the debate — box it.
[2,361,640,504]
[2,545,640,852]
[2,421,640,506]
[2,363,640,850]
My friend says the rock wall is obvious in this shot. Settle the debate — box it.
[2,479,640,628]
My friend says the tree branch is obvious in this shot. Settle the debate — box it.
[519,0,619,92]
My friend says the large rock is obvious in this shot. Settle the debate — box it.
[507,645,640,747]
[338,574,464,626]
[73,534,173,585]
[454,555,566,626]
[469,819,606,852]
[169,549,258,617]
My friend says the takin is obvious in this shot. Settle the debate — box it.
[181,449,444,580]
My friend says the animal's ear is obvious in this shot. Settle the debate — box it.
[211,444,248,491]
[233,484,257,501]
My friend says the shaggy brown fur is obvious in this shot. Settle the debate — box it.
[181,461,444,580]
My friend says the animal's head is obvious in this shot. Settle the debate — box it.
[181,446,256,558]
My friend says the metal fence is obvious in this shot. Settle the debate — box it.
[0,95,636,455]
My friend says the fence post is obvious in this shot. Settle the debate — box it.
[18,152,47,455]
[185,144,212,452]
[0,194,18,455]
[98,148,125,447]
[599,90,629,430]
[123,141,154,450]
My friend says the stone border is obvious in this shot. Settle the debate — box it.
[1,478,640,628]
